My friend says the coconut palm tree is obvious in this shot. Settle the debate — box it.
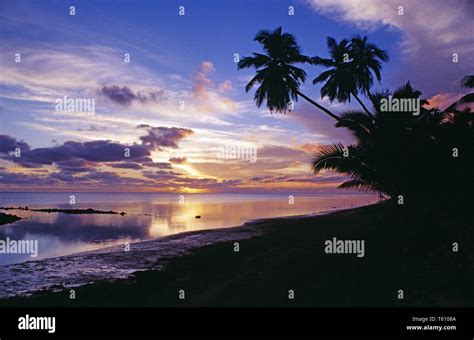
[312,35,388,119]
[311,38,355,103]
[312,78,472,212]
[311,82,429,198]
[350,35,389,96]
[238,27,341,121]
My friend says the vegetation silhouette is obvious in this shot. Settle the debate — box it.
[312,35,388,118]
[238,27,341,121]
[240,28,473,214]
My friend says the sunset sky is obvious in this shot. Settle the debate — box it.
[0,0,472,192]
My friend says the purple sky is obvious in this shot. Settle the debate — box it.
[0,0,472,192]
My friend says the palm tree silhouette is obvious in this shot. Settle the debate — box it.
[312,82,432,196]
[312,35,388,120]
[311,38,355,103]
[239,29,471,209]
[238,27,341,121]
[461,75,474,88]
[312,79,472,209]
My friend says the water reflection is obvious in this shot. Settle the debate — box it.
[0,193,377,265]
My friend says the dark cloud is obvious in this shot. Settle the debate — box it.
[0,125,192,171]
[108,162,143,170]
[285,175,348,183]
[137,125,193,150]
[249,175,273,182]
[247,174,349,185]
[5,140,150,166]
[153,162,173,169]
[0,171,60,186]
[100,85,135,105]
[137,158,173,169]
[0,168,151,188]
[142,170,183,180]
[189,178,242,190]
[1,131,235,190]
[0,135,30,153]
[76,125,106,132]
[85,171,125,184]
[100,85,166,106]
[169,157,187,164]
[249,175,290,183]
[0,166,244,192]
[56,159,97,173]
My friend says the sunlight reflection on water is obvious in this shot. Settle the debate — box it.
[0,193,377,265]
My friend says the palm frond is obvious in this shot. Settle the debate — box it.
[336,110,374,140]
[311,56,334,67]
[337,179,375,192]
[311,143,346,173]
[461,75,474,89]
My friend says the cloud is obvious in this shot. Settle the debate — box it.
[249,175,289,183]
[2,139,151,167]
[308,0,474,96]
[297,143,324,155]
[200,61,215,74]
[190,143,315,182]
[425,93,464,110]
[149,162,173,169]
[0,133,352,192]
[190,61,240,114]
[56,159,97,173]
[0,171,60,186]
[0,44,243,157]
[169,157,187,164]
[99,85,136,106]
[0,124,193,169]
[137,125,194,150]
[249,175,274,182]
[108,162,144,170]
[99,85,166,106]
[192,61,215,100]
[142,170,183,180]
[247,173,347,185]
[308,0,473,56]
[0,135,30,153]
[218,80,233,93]
[0,45,157,101]
[258,145,309,160]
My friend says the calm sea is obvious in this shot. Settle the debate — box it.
[0,192,377,265]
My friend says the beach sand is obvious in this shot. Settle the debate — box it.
[0,202,472,307]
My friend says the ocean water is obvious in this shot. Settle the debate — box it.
[0,192,377,297]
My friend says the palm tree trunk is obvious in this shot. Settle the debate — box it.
[296,91,341,121]
[352,92,375,120]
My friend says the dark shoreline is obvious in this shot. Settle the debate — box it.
[0,207,126,216]
[0,212,22,225]
[0,202,472,307]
